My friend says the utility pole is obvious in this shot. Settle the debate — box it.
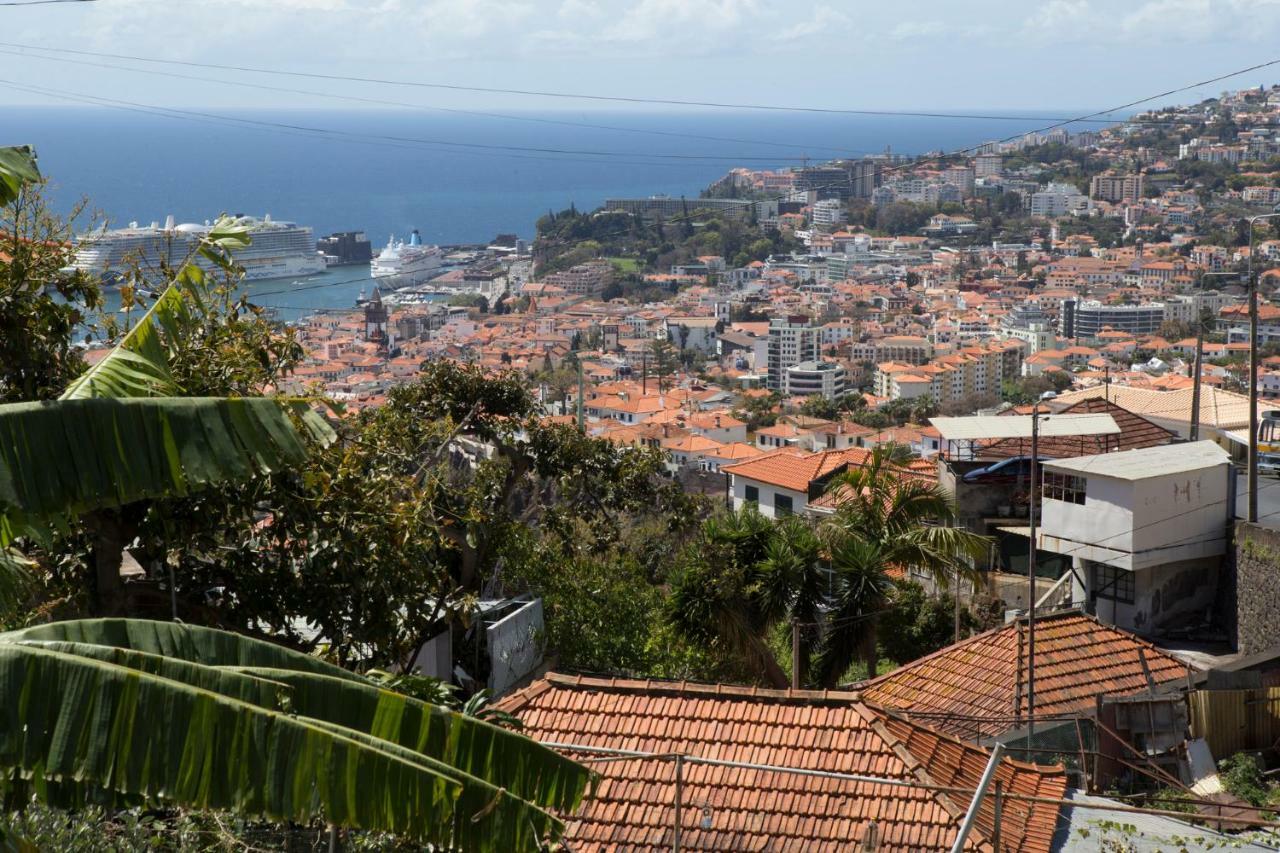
[791,619,802,690]
[1192,272,1239,442]
[1026,395,1052,752]
[1246,214,1280,522]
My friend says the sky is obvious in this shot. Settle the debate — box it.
[1,0,1280,113]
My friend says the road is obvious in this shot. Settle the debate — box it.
[1234,465,1280,524]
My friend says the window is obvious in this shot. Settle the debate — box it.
[775,494,794,516]
[1092,564,1135,604]
[1043,472,1086,505]
[744,485,759,504]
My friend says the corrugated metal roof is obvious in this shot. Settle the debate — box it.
[1042,440,1229,480]
[931,413,1120,441]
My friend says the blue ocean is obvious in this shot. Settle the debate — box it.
[4,107,1101,316]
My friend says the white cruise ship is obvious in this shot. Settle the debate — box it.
[370,230,444,285]
[74,214,327,283]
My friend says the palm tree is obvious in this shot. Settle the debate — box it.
[668,507,824,688]
[814,444,989,686]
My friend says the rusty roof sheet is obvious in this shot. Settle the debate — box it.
[976,399,1174,461]
[497,673,1068,852]
[859,612,1193,741]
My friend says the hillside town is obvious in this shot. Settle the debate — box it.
[16,72,1280,850]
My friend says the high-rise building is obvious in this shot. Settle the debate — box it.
[850,159,881,199]
[795,166,852,200]
[942,166,976,197]
[767,316,820,391]
[1089,173,1146,204]
[974,154,1003,177]
[1029,183,1090,217]
[810,199,847,230]
[1061,299,1165,340]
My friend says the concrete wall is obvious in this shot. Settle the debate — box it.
[1236,522,1280,655]
[1130,465,1230,557]
[1042,476,1135,555]
[1085,557,1219,636]
[1040,463,1230,570]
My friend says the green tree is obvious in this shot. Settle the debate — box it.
[814,445,988,685]
[648,337,680,391]
[799,395,838,420]
[877,579,977,665]
[733,391,781,431]
[0,209,332,617]
[0,147,103,403]
[667,508,825,688]
[448,292,489,313]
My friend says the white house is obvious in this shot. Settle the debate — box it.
[664,317,719,354]
[1034,441,1231,636]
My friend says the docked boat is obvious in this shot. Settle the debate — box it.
[370,230,444,285]
[74,214,327,283]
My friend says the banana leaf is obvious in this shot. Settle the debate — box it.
[0,146,39,206]
[0,397,335,545]
[0,620,594,812]
[1,619,358,682]
[0,638,580,850]
[232,667,590,812]
[61,220,248,402]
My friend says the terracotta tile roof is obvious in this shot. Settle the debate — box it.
[976,399,1174,460]
[724,447,875,492]
[497,673,1068,852]
[859,612,1193,741]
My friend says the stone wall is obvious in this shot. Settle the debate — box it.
[1235,522,1280,655]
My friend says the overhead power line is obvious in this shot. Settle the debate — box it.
[0,0,93,5]
[0,40,1216,124]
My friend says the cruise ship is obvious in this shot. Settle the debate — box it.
[73,214,327,283]
[370,230,444,285]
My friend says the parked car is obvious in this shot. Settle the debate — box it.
[962,456,1053,485]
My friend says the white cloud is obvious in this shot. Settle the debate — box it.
[557,0,603,19]
[777,7,851,41]
[888,20,945,40]
[601,0,761,44]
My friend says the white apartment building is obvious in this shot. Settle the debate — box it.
[810,199,848,230]
[784,360,847,400]
[766,316,820,392]
[1029,183,1091,218]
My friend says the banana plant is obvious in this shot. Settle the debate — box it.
[0,147,335,611]
[0,618,593,850]
[0,148,593,846]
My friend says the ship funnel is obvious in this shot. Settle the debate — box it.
[164,214,175,230]
[410,229,421,246]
